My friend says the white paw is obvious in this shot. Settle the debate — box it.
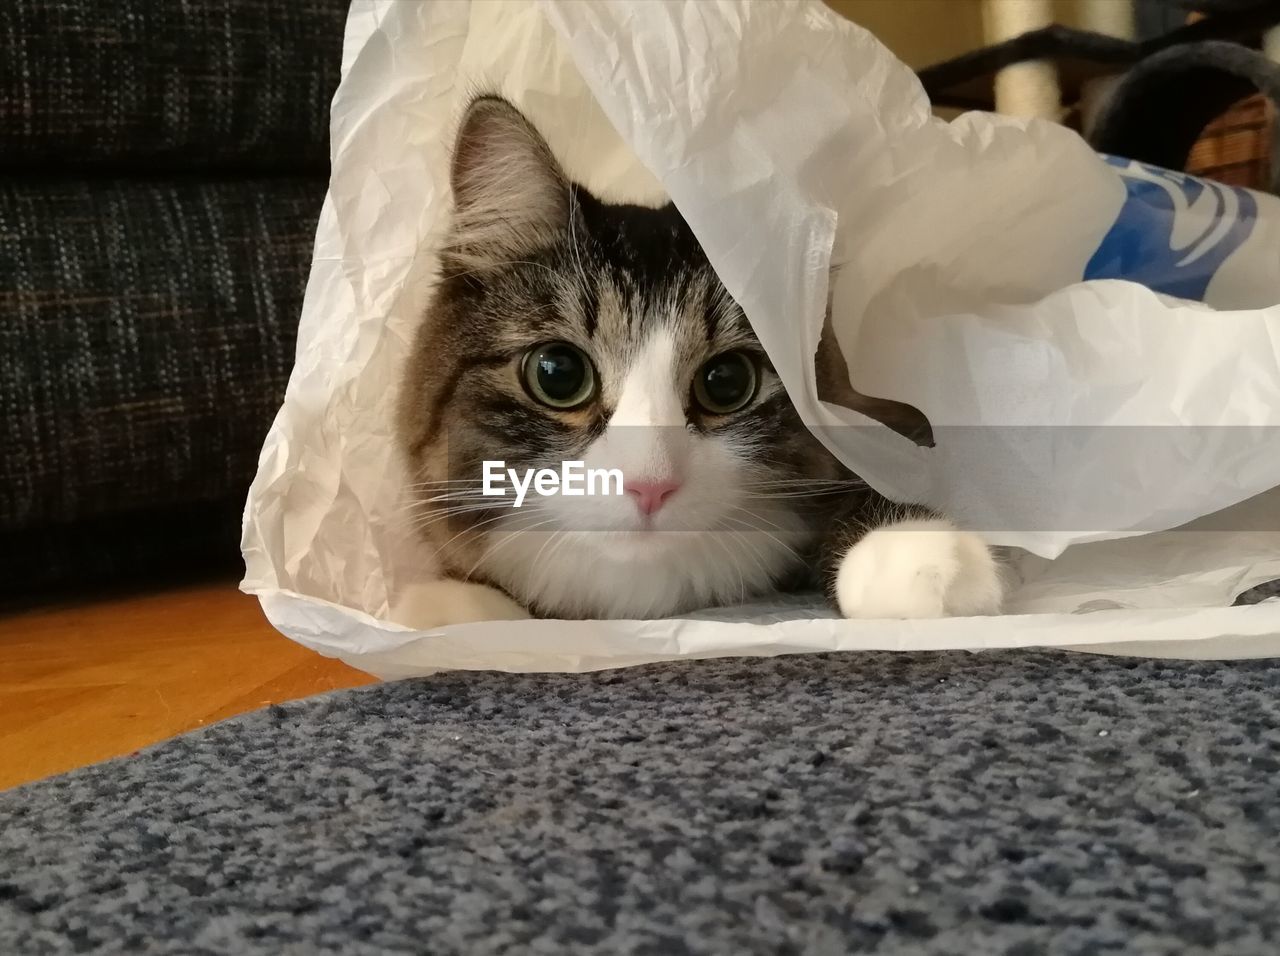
[391,578,532,630]
[835,519,1003,619]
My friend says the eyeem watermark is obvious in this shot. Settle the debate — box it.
[482,460,623,507]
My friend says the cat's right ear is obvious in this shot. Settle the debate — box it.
[445,95,570,269]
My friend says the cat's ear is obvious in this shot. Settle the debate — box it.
[445,95,570,268]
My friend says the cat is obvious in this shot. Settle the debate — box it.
[394,94,1003,626]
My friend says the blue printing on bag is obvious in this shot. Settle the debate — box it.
[1084,154,1258,302]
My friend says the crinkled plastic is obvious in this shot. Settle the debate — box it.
[241,0,1280,675]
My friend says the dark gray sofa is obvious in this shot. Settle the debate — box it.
[0,0,349,596]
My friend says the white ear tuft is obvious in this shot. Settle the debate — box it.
[445,96,570,269]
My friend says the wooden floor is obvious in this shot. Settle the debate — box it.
[0,581,375,790]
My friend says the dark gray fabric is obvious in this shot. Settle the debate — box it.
[0,177,321,591]
[3,648,1280,954]
[0,0,344,593]
[0,0,348,174]
[1088,40,1280,194]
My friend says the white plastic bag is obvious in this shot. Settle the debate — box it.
[241,0,1280,675]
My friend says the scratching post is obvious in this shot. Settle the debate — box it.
[1077,0,1135,39]
[983,0,1061,118]
[1266,25,1280,63]
[1076,0,1136,134]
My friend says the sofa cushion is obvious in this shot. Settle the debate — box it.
[0,176,321,564]
[0,0,348,174]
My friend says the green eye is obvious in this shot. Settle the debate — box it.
[522,342,596,409]
[693,350,759,415]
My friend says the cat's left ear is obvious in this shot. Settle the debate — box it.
[444,95,570,268]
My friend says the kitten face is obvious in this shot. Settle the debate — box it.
[396,96,847,618]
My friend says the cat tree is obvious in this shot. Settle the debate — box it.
[922,0,1280,191]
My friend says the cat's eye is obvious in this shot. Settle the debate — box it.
[693,350,759,415]
[521,342,596,409]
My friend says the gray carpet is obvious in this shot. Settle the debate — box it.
[4,644,1280,955]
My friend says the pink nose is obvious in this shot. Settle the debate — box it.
[626,478,681,516]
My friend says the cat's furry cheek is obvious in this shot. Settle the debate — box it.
[833,519,1003,619]
[392,578,532,630]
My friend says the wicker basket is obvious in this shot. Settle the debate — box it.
[1185,91,1276,189]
